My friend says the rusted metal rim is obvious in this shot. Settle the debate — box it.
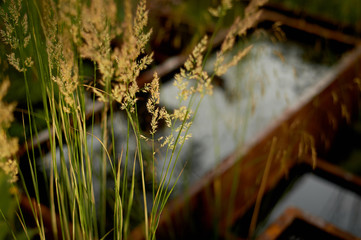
[257,206,361,240]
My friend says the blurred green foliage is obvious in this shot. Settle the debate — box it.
[271,0,361,26]
[0,174,37,240]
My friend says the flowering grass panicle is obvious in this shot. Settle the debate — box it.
[209,0,233,17]
[215,43,253,76]
[112,0,153,113]
[0,0,21,50]
[58,0,80,30]
[144,72,171,135]
[174,35,213,101]
[157,35,215,151]
[0,159,18,183]
[78,0,118,83]
[0,0,33,72]
[39,0,62,76]
[213,0,269,77]
[172,106,192,122]
[38,0,80,114]
[51,46,79,111]
[0,78,18,183]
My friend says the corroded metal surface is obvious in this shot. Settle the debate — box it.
[257,207,361,240]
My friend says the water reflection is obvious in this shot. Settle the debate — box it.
[259,173,361,237]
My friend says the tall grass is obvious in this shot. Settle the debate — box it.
[0,0,266,239]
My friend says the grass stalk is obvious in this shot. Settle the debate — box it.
[249,137,278,238]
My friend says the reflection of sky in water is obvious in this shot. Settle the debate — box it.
[258,173,361,237]
[159,37,335,192]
